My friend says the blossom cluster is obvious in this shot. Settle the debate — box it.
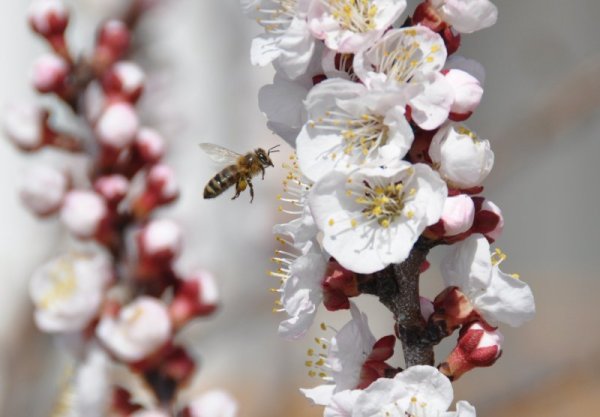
[5,1,237,416]
[242,0,536,415]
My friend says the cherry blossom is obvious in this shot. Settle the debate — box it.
[309,162,447,273]
[429,123,494,189]
[428,0,498,33]
[186,390,239,417]
[20,165,68,216]
[30,252,112,333]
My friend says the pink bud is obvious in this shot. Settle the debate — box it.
[138,219,183,262]
[31,54,69,94]
[96,102,139,149]
[444,69,483,119]
[28,0,69,38]
[95,20,130,68]
[472,198,504,242]
[185,391,238,417]
[3,103,49,151]
[20,165,68,216]
[102,61,145,102]
[133,164,179,217]
[441,194,475,236]
[169,270,219,328]
[440,321,503,380]
[135,128,166,163]
[60,190,108,239]
[94,174,129,206]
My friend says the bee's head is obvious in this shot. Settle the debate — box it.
[256,145,280,167]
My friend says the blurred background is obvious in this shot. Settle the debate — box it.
[1,0,599,416]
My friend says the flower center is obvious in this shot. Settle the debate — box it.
[350,179,415,228]
[376,30,442,82]
[255,0,298,34]
[323,0,378,33]
[309,111,389,162]
[39,258,78,309]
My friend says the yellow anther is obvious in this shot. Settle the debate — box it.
[406,210,414,219]
[307,348,315,356]
[329,218,335,226]
[351,219,358,228]
[380,219,390,228]
[305,361,313,367]
[320,322,327,331]
[308,370,317,377]
[315,358,325,366]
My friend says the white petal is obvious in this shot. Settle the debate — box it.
[441,234,492,290]
[324,389,362,417]
[250,35,282,67]
[301,384,336,406]
[409,72,453,130]
[393,365,453,412]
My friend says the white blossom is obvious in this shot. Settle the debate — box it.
[30,252,112,333]
[429,0,498,33]
[60,190,108,239]
[302,303,377,405]
[429,123,494,189]
[242,0,316,79]
[3,103,46,150]
[307,0,407,53]
[309,162,447,274]
[31,53,69,93]
[96,296,173,362]
[272,240,327,339]
[72,347,112,417]
[297,78,413,182]
[96,102,139,149]
[353,26,453,130]
[442,234,536,327]
[444,69,483,116]
[20,165,68,216]
[352,365,475,417]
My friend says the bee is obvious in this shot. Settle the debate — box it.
[200,143,280,203]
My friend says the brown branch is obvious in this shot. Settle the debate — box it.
[358,239,436,367]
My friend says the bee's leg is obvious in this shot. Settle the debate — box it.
[260,166,266,180]
[232,177,247,200]
[247,177,255,203]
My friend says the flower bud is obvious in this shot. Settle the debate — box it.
[413,2,447,32]
[31,53,69,94]
[157,346,196,386]
[169,270,219,328]
[428,0,498,34]
[28,0,69,38]
[183,390,238,417]
[96,296,172,363]
[60,190,108,239]
[321,259,358,311]
[429,123,494,189]
[95,20,131,69]
[472,197,503,242]
[96,102,139,149]
[133,164,179,217]
[134,128,166,164]
[20,165,69,216]
[137,218,183,264]
[94,174,129,206]
[102,61,145,103]
[3,103,49,151]
[439,321,503,380]
[440,194,475,236]
[432,286,475,332]
[29,252,112,333]
[444,69,483,120]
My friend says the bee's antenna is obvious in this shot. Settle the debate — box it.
[268,144,281,155]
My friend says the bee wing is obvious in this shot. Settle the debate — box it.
[198,143,241,164]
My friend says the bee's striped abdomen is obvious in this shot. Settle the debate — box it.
[204,165,238,199]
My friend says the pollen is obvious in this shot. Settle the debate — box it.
[329,218,335,226]
[325,0,378,32]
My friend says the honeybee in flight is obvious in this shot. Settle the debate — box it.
[200,143,280,203]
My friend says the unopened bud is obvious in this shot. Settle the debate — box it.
[31,53,69,94]
[444,69,483,120]
[102,61,145,103]
[134,128,166,163]
[440,194,475,236]
[20,165,68,216]
[472,197,503,242]
[432,286,475,333]
[133,164,179,217]
[94,174,129,206]
[439,321,503,380]
[96,102,139,149]
[170,270,219,328]
[3,103,49,151]
[60,190,108,239]
[138,218,183,263]
[158,346,196,386]
[95,20,130,69]
[28,0,69,38]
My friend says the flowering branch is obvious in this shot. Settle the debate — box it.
[242,0,536,415]
[5,1,238,416]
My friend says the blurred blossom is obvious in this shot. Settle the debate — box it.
[186,390,239,417]
[60,190,108,239]
[20,165,69,216]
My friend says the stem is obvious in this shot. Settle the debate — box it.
[358,239,436,367]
